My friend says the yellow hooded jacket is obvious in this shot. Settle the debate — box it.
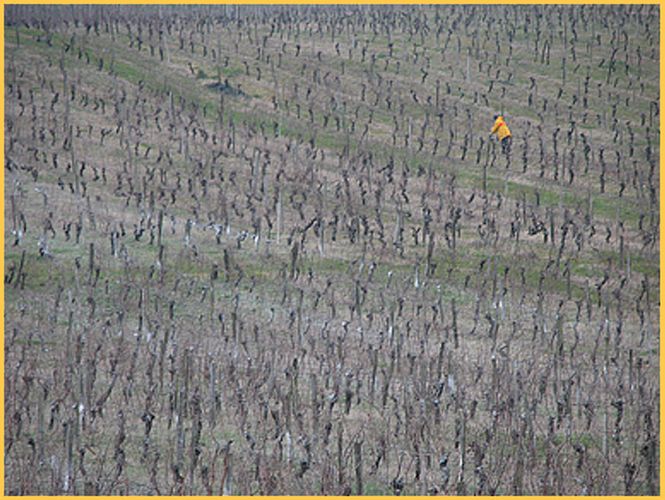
[491,116,511,141]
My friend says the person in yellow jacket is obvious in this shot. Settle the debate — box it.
[490,114,512,155]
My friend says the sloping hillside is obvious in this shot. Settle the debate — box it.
[4,5,659,495]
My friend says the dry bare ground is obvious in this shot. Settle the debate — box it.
[4,4,659,495]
